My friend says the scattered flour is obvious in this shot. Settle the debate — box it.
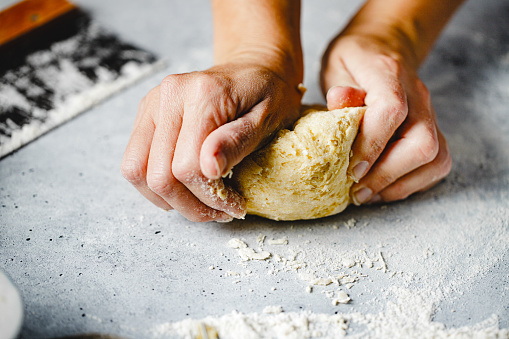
[155,205,509,338]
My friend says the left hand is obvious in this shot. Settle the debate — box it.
[321,34,452,205]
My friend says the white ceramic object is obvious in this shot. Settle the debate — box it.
[0,270,23,339]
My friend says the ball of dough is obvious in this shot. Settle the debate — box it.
[228,105,366,221]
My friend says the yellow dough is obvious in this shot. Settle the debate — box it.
[228,105,366,221]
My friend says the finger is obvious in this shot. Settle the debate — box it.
[321,56,366,109]
[369,130,452,203]
[121,88,173,211]
[200,99,297,178]
[146,77,233,222]
[321,53,358,92]
[350,82,439,205]
[170,75,246,219]
[346,56,410,182]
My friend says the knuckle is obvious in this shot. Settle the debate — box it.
[386,102,407,127]
[146,85,161,99]
[189,73,236,123]
[384,183,410,201]
[138,85,162,115]
[146,171,174,195]
[138,95,147,111]
[171,160,197,185]
[120,157,145,184]
[373,169,395,191]
[160,74,184,96]
[417,131,440,164]
[192,72,226,95]
[436,146,453,177]
[367,138,386,160]
[377,95,408,132]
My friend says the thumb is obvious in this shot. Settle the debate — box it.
[200,104,297,180]
[326,85,366,110]
[321,58,366,110]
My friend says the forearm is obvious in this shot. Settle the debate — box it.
[211,0,303,84]
[341,0,466,69]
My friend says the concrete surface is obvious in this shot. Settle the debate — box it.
[1,0,508,338]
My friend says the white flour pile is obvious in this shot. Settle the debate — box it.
[156,288,504,338]
[153,204,509,338]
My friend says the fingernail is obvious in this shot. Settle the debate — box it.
[351,161,369,182]
[214,152,227,178]
[368,194,381,204]
[326,85,339,97]
[352,187,373,205]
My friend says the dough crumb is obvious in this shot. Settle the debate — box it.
[268,237,288,245]
[257,234,266,246]
[332,291,351,305]
[344,218,357,229]
[238,248,271,261]
[342,258,356,268]
[263,305,283,314]
[227,238,247,249]
[310,277,334,286]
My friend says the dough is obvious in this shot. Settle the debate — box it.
[228,105,366,221]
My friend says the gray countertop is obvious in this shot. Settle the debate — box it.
[1,1,508,338]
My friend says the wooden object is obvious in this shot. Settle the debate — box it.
[0,0,76,46]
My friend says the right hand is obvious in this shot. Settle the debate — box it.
[121,62,303,222]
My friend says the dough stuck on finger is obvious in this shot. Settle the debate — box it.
[226,105,366,221]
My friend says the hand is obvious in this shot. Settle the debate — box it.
[121,62,303,222]
[321,34,452,205]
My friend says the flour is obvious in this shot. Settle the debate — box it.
[158,287,507,339]
[155,161,509,339]
[154,213,508,338]
[157,311,348,339]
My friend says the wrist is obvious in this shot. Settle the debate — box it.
[212,0,303,87]
[340,22,420,71]
[338,0,465,70]
[215,44,304,87]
